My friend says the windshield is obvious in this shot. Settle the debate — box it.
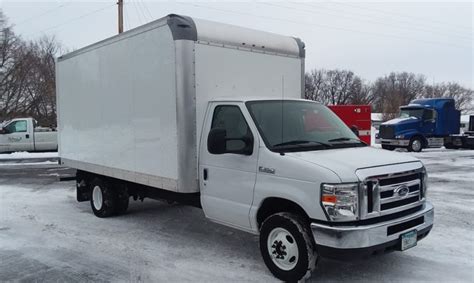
[399,108,424,119]
[245,100,365,152]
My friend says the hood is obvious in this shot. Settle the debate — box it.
[286,147,420,182]
[382,116,419,126]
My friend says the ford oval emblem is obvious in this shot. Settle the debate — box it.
[396,185,410,198]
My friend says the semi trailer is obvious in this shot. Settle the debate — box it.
[56,14,434,281]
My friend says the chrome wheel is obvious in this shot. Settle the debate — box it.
[412,139,422,152]
[267,227,299,271]
[92,185,103,210]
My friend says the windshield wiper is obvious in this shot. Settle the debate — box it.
[328,137,358,142]
[328,137,366,145]
[273,140,332,148]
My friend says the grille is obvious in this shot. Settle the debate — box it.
[379,125,395,139]
[361,171,424,219]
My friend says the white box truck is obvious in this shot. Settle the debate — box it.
[56,14,434,281]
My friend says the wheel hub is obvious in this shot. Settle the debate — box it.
[92,185,103,210]
[267,227,299,271]
[272,240,287,259]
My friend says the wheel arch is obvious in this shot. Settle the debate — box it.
[411,134,428,147]
[256,197,311,229]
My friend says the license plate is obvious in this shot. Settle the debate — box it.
[401,230,417,251]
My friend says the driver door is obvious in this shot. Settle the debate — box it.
[0,120,33,152]
[199,103,258,230]
[421,109,436,135]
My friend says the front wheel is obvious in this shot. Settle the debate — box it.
[260,213,317,282]
[408,137,423,152]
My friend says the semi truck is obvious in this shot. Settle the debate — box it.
[377,98,472,151]
[56,14,434,281]
[0,117,57,153]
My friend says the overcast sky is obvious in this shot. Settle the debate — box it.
[2,0,473,88]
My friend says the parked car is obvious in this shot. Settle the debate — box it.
[0,117,57,153]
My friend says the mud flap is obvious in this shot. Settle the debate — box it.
[76,179,91,202]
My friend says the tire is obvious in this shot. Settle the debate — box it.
[382,145,395,151]
[114,182,129,215]
[90,177,117,218]
[408,137,423,152]
[260,213,317,282]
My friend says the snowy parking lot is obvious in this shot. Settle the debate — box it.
[0,148,473,282]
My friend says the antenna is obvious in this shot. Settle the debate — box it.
[118,0,124,34]
[281,75,284,144]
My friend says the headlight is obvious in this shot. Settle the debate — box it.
[421,168,428,197]
[395,134,405,139]
[321,183,359,221]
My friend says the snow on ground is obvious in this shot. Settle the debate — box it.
[0,161,58,166]
[0,151,57,160]
[0,150,473,282]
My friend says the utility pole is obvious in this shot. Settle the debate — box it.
[118,0,123,34]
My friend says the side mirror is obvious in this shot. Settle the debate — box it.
[208,128,227,154]
[0,127,6,134]
[350,125,359,137]
[207,128,253,155]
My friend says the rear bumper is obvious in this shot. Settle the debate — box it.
[378,139,409,146]
[310,202,434,257]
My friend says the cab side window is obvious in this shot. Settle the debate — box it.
[423,110,436,121]
[5,120,27,133]
[211,106,253,152]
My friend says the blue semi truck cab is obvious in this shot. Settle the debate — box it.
[377,98,461,152]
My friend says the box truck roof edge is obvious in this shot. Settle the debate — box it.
[57,14,305,62]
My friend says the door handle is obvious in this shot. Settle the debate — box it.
[203,168,208,181]
[25,134,30,139]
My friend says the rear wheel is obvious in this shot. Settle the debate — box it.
[382,145,395,151]
[408,137,423,152]
[90,178,117,218]
[260,213,317,282]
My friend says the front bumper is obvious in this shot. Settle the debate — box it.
[378,138,409,146]
[311,202,434,257]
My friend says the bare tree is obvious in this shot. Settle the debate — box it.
[348,77,374,105]
[0,10,62,125]
[371,72,426,118]
[422,82,473,113]
[305,69,364,105]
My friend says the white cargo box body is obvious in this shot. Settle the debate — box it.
[56,14,304,193]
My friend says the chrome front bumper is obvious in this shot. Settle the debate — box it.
[378,139,410,146]
[311,202,434,250]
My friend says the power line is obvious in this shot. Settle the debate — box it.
[328,0,473,32]
[14,1,70,27]
[288,2,472,41]
[137,0,153,22]
[131,0,145,25]
[175,2,471,50]
[30,3,115,35]
[124,2,131,31]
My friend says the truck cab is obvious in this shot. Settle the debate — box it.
[0,118,58,153]
[378,98,460,152]
[200,98,433,279]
